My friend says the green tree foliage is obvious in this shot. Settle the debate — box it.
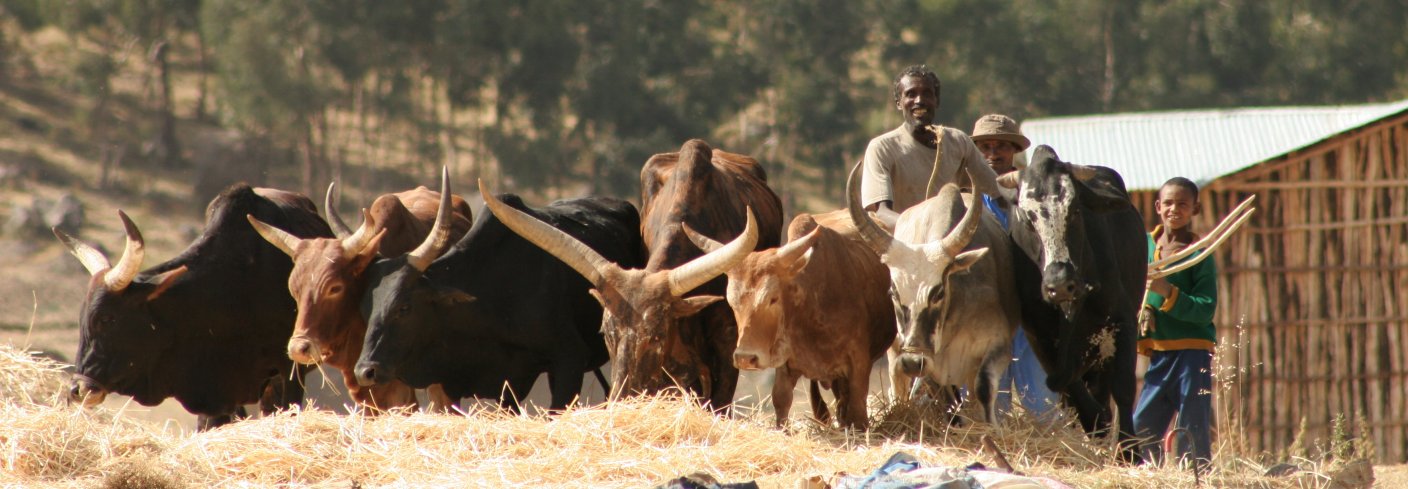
[7,0,1405,204]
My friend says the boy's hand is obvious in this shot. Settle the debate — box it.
[1139,305,1156,335]
[1148,277,1173,297]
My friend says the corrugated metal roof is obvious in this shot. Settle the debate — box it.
[1020,99,1408,190]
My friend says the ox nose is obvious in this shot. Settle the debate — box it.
[733,352,761,370]
[354,361,386,387]
[69,379,107,408]
[287,337,319,365]
[898,354,926,376]
[1042,262,1083,303]
[1044,281,1080,302]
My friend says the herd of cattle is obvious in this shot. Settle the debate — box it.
[53,139,1148,459]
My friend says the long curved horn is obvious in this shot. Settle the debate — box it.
[996,171,1022,189]
[938,162,985,256]
[681,223,724,254]
[1148,208,1254,279]
[1149,195,1257,270]
[775,227,820,263]
[406,166,454,272]
[103,210,145,292]
[667,207,758,297]
[478,179,616,286]
[340,208,376,256]
[845,161,894,256]
[325,181,354,238]
[53,229,110,276]
[247,214,302,258]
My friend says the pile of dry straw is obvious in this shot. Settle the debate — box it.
[0,345,1357,488]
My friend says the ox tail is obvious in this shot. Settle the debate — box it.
[592,368,611,396]
[808,380,831,425]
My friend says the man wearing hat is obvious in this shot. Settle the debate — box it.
[971,114,1059,419]
[971,114,1029,176]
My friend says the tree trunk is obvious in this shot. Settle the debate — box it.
[154,40,181,168]
[301,118,317,196]
[195,28,209,121]
[1101,2,1116,111]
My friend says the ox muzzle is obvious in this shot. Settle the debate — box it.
[69,376,108,408]
[1042,261,1096,315]
[354,360,391,387]
[732,351,762,370]
[286,336,323,365]
[896,349,929,377]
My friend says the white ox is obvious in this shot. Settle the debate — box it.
[846,161,1020,423]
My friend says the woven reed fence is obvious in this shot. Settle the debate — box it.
[1129,110,1408,463]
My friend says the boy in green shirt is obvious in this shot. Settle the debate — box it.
[1134,177,1218,470]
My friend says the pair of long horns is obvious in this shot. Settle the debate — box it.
[478,179,759,297]
[1147,195,1256,279]
[685,223,818,268]
[54,210,145,292]
[845,160,982,259]
[323,181,382,255]
[248,167,453,271]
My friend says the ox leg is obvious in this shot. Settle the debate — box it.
[1111,323,1141,463]
[934,382,964,426]
[974,352,1008,425]
[259,365,309,416]
[196,405,247,431]
[1065,380,1113,437]
[546,366,587,412]
[499,372,540,413]
[840,368,872,431]
[771,365,801,428]
[545,334,591,411]
[806,379,831,426]
[886,345,911,404]
[708,324,741,412]
[425,383,455,414]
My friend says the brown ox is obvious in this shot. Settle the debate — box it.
[685,209,895,429]
[247,168,472,412]
[481,139,783,408]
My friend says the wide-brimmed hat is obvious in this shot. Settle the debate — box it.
[971,114,1030,151]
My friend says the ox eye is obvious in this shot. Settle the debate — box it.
[327,284,343,296]
[927,285,945,304]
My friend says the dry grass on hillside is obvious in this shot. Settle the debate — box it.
[0,345,1376,488]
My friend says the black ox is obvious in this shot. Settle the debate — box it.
[56,184,332,429]
[1006,145,1145,461]
[353,187,643,410]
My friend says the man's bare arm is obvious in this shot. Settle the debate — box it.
[864,200,900,230]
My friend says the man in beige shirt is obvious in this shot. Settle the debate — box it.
[861,65,1001,225]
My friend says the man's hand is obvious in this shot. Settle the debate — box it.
[1148,277,1173,297]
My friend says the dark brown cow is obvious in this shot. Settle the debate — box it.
[247,168,472,412]
[482,139,784,408]
[686,209,895,429]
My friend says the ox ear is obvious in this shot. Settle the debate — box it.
[950,247,989,275]
[787,247,815,276]
[587,289,607,307]
[1070,165,1133,211]
[352,229,388,272]
[433,287,477,307]
[675,295,724,317]
[145,266,188,301]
